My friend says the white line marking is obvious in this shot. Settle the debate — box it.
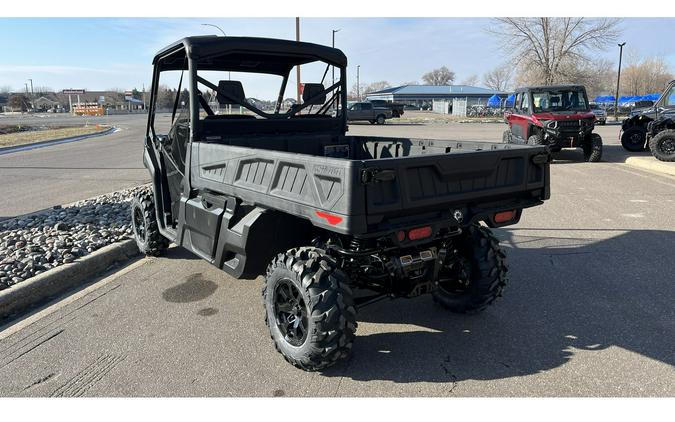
[0,258,148,340]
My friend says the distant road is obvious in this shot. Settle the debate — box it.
[0,114,149,218]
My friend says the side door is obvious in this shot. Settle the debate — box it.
[509,92,527,142]
[361,102,374,120]
[347,103,361,120]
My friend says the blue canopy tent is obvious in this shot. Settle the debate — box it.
[487,94,502,108]
[504,94,515,107]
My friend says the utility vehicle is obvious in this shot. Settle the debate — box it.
[132,36,551,371]
[620,79,675,161]
[503,85,603,162]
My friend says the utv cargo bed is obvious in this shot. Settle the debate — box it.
[191,136,550,235]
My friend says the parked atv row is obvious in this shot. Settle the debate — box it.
[620,79,675,162]
[502,85,603,163]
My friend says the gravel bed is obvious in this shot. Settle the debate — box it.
[0,186,148,290]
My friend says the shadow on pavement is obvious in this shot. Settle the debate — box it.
[321,229,674,384]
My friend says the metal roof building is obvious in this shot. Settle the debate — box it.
[365,84,508,108]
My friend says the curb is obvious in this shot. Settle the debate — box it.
[625,156,675,177]
[0,239,140,320]
[0,126,116,156]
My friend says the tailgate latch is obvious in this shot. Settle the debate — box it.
[361,168,396,184]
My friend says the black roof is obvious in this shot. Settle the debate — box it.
[153,36,347,75]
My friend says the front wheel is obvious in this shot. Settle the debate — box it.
[649,130,675,162]
[432,224,507,313]
[376,115,386,125]
[583,133,603,162]
[621,126,647,152]
[263,247,357,371]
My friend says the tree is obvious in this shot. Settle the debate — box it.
[489,18,621,85]
[621,55,673,96]
[483,65,514,91]
[0,85,11,94]
[422,66,455,85]
[461,74,479,87]
[364,81,392,94]
[348,83,367,101]
[8,94,30,111]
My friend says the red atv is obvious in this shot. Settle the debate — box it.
[503,85,603,162]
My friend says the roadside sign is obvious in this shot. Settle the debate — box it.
[62,89,85,94]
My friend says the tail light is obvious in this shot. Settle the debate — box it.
[494,210,517,224]
[408,226,433,241]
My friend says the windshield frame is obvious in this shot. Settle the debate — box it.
[530,88,590,113]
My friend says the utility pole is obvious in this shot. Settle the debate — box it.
[356,65,360,101]
[296,17,302,104]
[614,42,626,122]
[332,29,340,88]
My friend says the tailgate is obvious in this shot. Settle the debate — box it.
[362,142,549,216]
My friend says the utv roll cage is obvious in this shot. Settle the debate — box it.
[146,35,349,141]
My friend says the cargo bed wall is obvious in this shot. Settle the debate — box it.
[349,137,549,220]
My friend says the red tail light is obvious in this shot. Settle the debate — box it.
[494,210,517,223]
[408,226,432,241]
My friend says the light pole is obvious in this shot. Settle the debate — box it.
[356,65,360,101]
[296,17,302,104]
[201,23,230,80]
[201,23,226,37]
[332,29,340,88]
[27,79,34,110]
[614,42,626,122]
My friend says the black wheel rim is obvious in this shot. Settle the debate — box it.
[628,132,644,146]
[437,256,472,295]
[273,279,309,347]
[132,206,146,241]
[660,138,675,155]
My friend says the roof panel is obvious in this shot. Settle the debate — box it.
[369,84,505,96]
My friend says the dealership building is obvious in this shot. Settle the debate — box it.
[365,84,508,110]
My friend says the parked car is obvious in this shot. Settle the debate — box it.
[368,99,405,117]
[620,80,675,161]
[133,35,551,371]
[346,102,392,124]
[503,85,603,162]
[590,103,607,125]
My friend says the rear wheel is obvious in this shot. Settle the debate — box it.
[621,126,647,152]
[583,133,603,162]
[432,224,507,313]
[649,130,675,162]
[263,247,357,371]
[130,192,169,256]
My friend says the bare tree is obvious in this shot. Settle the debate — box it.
[621,55,673,96]
[8,94,30,111]
[483,65,514,91]
[364,81,392,94]
[461,74,479,86]
[489,18,621,85]
[422,66,455,85]
[0,85,11,94]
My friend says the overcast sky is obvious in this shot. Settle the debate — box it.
[2,18,675,99]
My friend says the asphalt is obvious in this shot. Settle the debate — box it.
[0,114,673,396]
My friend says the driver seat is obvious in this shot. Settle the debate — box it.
[205,80,253,120]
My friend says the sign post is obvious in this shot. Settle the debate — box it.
[62,89,85,115]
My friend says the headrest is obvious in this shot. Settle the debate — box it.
[550,96,560,104]
[302,83,326,105]
[217,80,245,105]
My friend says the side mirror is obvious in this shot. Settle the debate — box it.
[155,134,170,147]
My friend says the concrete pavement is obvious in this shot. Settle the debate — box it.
[0,120,673,397]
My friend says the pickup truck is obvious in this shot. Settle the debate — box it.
[369,99,405,117]
[347,102,393,124]
[134,35,551,371]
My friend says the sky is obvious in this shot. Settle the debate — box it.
[2,17,675,99]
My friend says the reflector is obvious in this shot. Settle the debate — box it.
[408,226,432,241]
[494,210,517,223]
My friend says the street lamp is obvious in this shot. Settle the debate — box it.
[332,29,340,88]
[614,42,626,122]
[201,23,226,37]
[356,65,361,101]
